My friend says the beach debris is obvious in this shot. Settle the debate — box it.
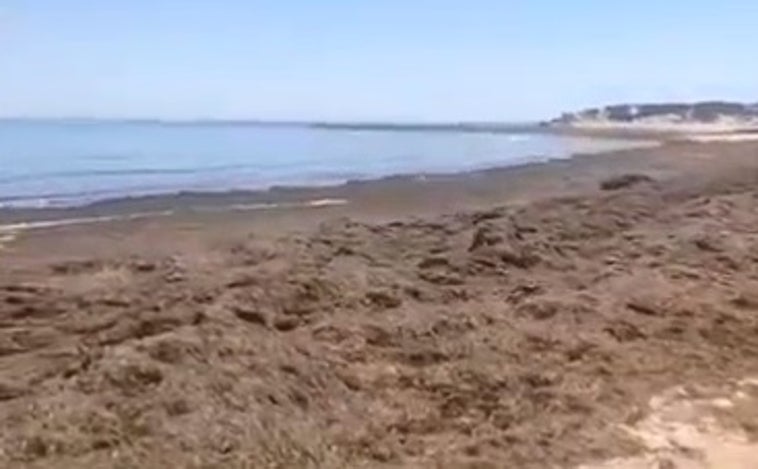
[600,173,655,191]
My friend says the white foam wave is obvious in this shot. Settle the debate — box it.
[0,210,175,233]
[194,198,348,213]
[0,198,349,234]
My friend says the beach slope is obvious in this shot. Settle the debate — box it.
[2,142,758,468]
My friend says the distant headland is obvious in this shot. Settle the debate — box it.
[549,101,758,135]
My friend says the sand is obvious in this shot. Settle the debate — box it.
[559,115,758,135]
[685,133,758,143]
[580,378,758,469]
[2,141,758,468]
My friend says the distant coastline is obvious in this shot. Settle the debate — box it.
[308,122,543,133]
[548,101,758,137]
[0,117,543,134]
[5,100,758,137]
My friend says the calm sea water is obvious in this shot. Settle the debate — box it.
[0,121,650,208]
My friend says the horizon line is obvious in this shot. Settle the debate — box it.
[0,117,544,128]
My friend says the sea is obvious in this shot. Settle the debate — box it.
[0,121,654,209]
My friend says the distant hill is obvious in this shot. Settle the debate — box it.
[552,101,758,133]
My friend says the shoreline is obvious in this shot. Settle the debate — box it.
[0,199,349,234]
[2,138,753,262]
[0,123,660,215]
[0,136,662,225]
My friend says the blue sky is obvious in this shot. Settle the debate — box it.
[1,1,757,121]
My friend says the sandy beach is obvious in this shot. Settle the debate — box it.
[3,140,758,468]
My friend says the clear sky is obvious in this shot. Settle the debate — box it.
[1,0,757,121]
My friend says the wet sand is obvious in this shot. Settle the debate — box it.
[2,141,758,468]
